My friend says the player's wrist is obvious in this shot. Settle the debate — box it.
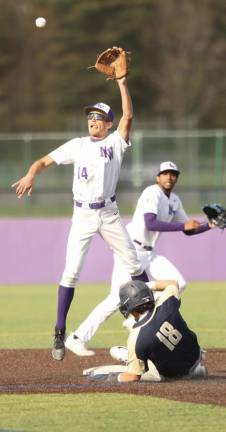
[26,173,35,182]
[117,76,127,84]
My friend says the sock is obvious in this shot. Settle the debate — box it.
[56,285,74,329]
[131,270,149,283]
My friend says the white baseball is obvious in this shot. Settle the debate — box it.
[35,17,47,28]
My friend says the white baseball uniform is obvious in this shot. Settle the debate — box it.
[75,184,188,343]
[49,130,142,288]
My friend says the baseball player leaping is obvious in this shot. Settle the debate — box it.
[12,76,148,361]
[65,161,215,356]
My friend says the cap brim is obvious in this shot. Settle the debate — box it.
[84,106,110,119]
[158,169,180,175]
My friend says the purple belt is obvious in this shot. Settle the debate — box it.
[75,195,116,210]
[133,239,153,251]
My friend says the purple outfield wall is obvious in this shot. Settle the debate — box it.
[1,218,226,284]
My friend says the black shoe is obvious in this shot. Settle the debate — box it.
[52,326,66,361]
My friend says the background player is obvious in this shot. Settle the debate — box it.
[11,76,148,361]
[66,161,214,356]
[115,280,207,382]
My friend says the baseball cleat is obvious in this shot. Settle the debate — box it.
[65,333,95,356]
[52,326,66,361]
[110,346,128,364]
[189,363,208,379]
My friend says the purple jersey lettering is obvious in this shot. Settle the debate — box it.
[100,146,113,160]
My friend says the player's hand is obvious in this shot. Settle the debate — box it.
[11,174,34,198]
[207,221,217,229]
[184,219,201,231]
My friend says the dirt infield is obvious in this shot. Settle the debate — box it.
[0,348,226,406]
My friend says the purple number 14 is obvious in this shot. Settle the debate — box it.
[78,166,88,180]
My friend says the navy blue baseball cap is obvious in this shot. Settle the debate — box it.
[84,102,114,122]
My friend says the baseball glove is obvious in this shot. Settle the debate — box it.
[202,203,226,229]
[88,46,130,80]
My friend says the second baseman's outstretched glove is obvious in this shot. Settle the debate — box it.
[202,203,226,229]
[88,47,130,80]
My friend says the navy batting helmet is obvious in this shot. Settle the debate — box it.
[119,280,155,318]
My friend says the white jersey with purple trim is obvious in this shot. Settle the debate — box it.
[48,129,142,289]
[127,184,189,248]
[49,130,130,203]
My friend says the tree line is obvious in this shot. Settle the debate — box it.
[1,0,226,131]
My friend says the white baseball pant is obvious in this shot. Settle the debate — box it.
[60,202,142,288]
[75,245,186,343]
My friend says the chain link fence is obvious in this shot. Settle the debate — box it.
[1,129,226,215]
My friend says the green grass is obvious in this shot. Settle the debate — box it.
[180,282,226,348]
[0,204,73,218]
[0,282,226,349]
[0,202,203,217]
[0,394,226,432]
[0,282,226,431]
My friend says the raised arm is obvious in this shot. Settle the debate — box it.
[11,155,54,198]
[117,76,133,142]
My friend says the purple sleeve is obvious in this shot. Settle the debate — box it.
[144,213,211,235]
[144,213,184,232]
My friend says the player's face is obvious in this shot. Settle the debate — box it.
[87,112,113,139]
[156,170,178,194]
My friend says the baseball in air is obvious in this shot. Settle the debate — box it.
[35,17,47,28]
